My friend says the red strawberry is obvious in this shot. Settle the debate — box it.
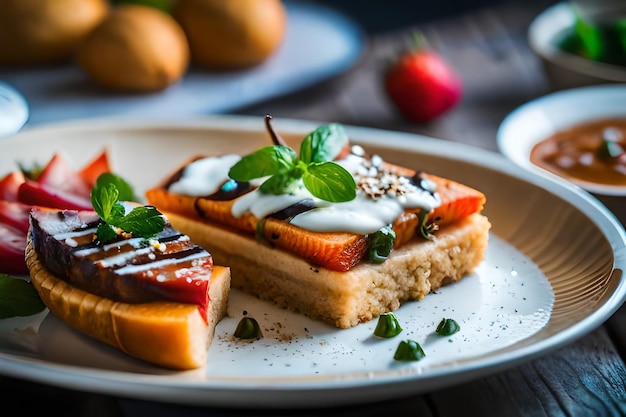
[385,33,462,123]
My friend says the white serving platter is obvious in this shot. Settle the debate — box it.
[0,115,624,409]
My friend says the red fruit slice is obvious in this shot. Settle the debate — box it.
[18,180,92,210]
[37,152,91,198]
[0,222,28,275]
[79,150,111,188]
[0,200,31,233]
[0,170,25,202]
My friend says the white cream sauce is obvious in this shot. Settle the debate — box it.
[168,154,242,197]
[167,147,441,235]
[114,251,210,276]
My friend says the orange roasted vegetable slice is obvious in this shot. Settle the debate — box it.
[146,158,485,272]
[425,174,486,226]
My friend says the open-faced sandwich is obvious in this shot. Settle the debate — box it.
[146,117,490,329]
[25,174,230,370]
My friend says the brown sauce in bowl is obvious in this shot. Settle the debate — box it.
[530,118,626,186]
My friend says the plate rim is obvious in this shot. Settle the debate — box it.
[1,114,626,409]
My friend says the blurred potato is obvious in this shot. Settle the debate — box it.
[171,0,287,69]
[0,0,109,65]
[76,4,189,92]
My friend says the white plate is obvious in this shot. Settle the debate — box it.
[0,1,364,127]
[497,84,626,196]
[1,116,625,409]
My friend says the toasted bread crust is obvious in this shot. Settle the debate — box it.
[161,211,490,328]
[25,238,230,370]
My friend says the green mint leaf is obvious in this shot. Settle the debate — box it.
[108,203,127,223]
[91,182,119,221]
[229,123,357,203]
[259,169,302,195]
[300,123,348,164]
[96,222,118,243]
[114,206,165,237]
[0,274,46,318]
[96,172,135,201]
[303,162,356,202]
[91,173,165,244]
[229,145,298,181]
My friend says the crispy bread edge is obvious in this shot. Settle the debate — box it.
[25,237,231,370]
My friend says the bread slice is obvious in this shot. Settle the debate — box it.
[161,211,490,329]
[25,239,231,370]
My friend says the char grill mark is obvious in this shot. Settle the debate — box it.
[30,208,213,307]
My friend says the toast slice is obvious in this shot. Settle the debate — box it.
[26,204,231,370]
[25,240,230,370]
[144,128,490,328]
[162,211,489,328]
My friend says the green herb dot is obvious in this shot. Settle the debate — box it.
[393,339,426,362]
[234,316,263,340]
[598,140,624,161]
[436,318,460,336]
[373,312,402,338]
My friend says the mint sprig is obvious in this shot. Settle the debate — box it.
[228,123,356,203]
[91,174,165,244]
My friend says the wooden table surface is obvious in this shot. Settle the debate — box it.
[2,1,626,415]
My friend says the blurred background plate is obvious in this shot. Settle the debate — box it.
[0,1,364,128]
[0,82,29,137]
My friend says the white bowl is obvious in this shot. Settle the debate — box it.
[497,85,626,224]
[528,2,626,90]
